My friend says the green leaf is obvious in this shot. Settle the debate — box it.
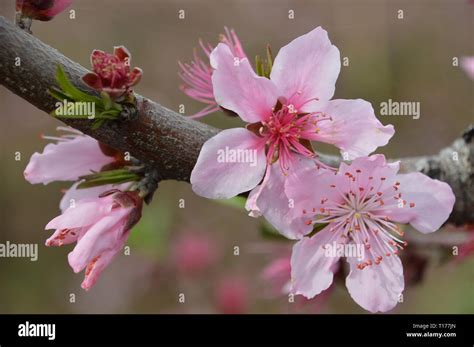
[100,91,113,110]
[77,168,141,189]
[265,44,273,76]
[48,87,74,102]
[255,55,263,77]
[55,65,102,104]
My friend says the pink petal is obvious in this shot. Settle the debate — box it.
[45,227,85,247]
[114,46,131,63]
[80,249,117,291]
[270,27,341,112]
[68,209,130,273]
[291,226,343,299]
[346,251,404,313]
[210,43,278,123]
[82,73,103,90]
[313,99,394,159]
[24,135,115,185]
[250,158,320,239]
[338,154,399,191]
[191,128,266,199]
[383,172,455,233]
[128,67,143,87]
[46,196,115,230]
[60,182,129,212]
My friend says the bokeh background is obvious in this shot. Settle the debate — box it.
[0,0,473,313]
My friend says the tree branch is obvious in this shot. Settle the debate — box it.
[0,16,472,225]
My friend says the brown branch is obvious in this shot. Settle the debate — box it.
[0,16,472,226]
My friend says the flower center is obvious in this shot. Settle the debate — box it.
[302,169,416,270]
[247,98,332,172]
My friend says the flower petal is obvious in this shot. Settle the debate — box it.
[68,209,130,273]
[114,46,131,63]
[313,99,394,159]
[80,233,128,291]
[59,182,129,212]
[82,73,103,90]
[128,67,143,87]
[191,128,266,199]
[270,27,341,111]
[45,197,114,230]
[210,43,278,123]
[346,252,404,313]
[291,226,343,299]
[24,135,115,185]
[384,172,455,233]
[251,158,321,239]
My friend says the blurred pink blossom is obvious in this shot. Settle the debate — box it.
[172,232,218,276]
[214,277,249,314]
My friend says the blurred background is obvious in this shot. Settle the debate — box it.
[0,0,473,313]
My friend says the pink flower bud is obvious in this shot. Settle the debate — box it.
[45,190,143,290]
[16,0,73,21]
[82,46,143,99]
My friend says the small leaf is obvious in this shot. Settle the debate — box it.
[55,65,101,104]
[100,91,113,110]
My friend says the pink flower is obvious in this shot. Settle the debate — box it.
[24,127,117,185]
[279,155,455,312]
[461,56,474,80]
[179,27,247,118]
[191,27,394,205]
[45,190,143,290]
[214,277,249,314]
[82,46,143,99]
[16,0,72,21]
[172,232,218,276]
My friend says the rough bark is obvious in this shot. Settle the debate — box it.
[0,16,472,225]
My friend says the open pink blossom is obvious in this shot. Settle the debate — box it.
[82,46,142,99]
[16,0,73,21]
[45,190,143,290]
[24,127,117,185]
[278,154,455,312]
[461,56,474,80]
[179,27,247,118]
[191,27,394,203]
